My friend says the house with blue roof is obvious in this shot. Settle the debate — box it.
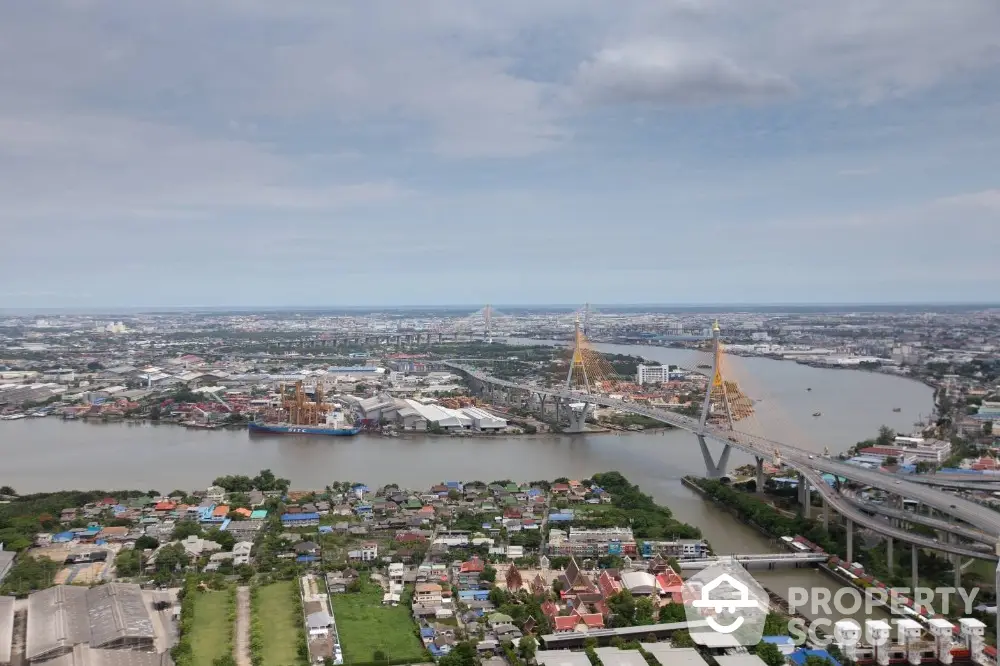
[789,648,840,666]
[760,636,796,655]
[282,512,320,526]
[459,590,490,602]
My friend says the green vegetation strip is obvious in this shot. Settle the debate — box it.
[172,580,235,666]
[255,582,303,666]
[331,578,426,664]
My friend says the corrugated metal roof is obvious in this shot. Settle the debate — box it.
[26,584,155,661]
[0,595,14,665]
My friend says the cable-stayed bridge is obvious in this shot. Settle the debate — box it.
[443,318,1000,581]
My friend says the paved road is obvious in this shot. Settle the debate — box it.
[235,586,251,666]
[841,491,994,545]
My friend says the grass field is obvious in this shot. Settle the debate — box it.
[331,579,425,664]
[257,582,302,666]
[190,589,233,666]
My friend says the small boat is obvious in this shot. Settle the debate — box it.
[892,407,902,413]
[1,413,27,420]
[806,387,812,391]
[812,412,822,417]
[697,364,711,369]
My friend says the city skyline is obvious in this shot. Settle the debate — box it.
[1,1,999,308]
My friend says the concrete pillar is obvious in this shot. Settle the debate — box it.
[697,435,731,479]
[954,556,961,590]
[887,538,894,573]
[912,545,918,591]
[847,519,854,564]
[822,500,830,531]
[565,404,591,433]
[755,457,765,494]
[802,478,810,520]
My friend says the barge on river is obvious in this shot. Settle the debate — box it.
[249,380,360,437]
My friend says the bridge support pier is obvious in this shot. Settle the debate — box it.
[846,519,853,564]
[822,500,829,531]
[565,404,592,433]
[697,435,731,479]
[887,538,893,573]
[755,457,765,494]
[798,474,810,519]
[912,545,918,591]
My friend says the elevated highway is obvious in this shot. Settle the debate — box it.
[843,494,994,546]
[444,361,1000,559]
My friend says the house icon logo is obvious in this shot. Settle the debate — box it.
[683,560,768,646]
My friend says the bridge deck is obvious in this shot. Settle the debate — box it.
[447,361,1000,559]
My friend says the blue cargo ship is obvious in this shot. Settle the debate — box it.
[249,421,361,436]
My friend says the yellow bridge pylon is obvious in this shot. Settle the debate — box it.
[700,321,755,429]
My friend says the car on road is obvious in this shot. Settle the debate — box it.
[808,455,815,459]
[950,504,957,509]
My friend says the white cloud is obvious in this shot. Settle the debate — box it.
[571,42,794,106]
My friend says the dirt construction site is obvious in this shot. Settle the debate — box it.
[27,543,121,585]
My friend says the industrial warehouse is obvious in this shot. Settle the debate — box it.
[25,583,161,664]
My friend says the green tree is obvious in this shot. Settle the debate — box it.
[172,521,203,541]
[607,590,637,627]
[153,543,190,573]
[804,656,834,666]
[756,642,786,666]
[876,425,896,447]
[114,549,143,576]
[658,602,686,623]
[439,641,478,666]
[634,597,656,625]
[0,485,17,496]
[520,635,537,660]
[134,535,159,551]
[204,528,236,551]
[481,564,497,583]
[763,612,789,636]
[671,630,695,648]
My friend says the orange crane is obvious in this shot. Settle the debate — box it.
[278,381,332,425]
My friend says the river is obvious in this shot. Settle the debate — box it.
[1,342,932,622]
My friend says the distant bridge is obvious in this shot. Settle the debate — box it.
[442,322,1000,567]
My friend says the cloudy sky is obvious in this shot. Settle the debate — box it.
[2,1,999,308]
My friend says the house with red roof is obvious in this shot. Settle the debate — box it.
[598,570,621,598]
[656,569,684,603]
[460,556,485,574]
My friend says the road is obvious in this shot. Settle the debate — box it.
[235,586,251,666]
[841,491,994,545]
[448,362,1000,551]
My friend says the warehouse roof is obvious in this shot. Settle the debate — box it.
[27,585,91,660]
[87,583,155,648]
[27,584,155,661]
[46,644,172,666]
[0,596,14,665]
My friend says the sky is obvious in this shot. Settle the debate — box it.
[1,1,999,309]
